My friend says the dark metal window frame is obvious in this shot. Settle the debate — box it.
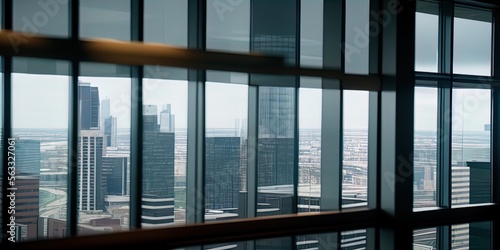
[0,0,498,249]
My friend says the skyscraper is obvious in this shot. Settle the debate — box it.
[101,98,110,128]
[15,139,41,176]
[101,98,118,147]
[79,130,105,211]
[78,82,105,211]
[160,104,175,133]
[15,176,40,241]
[79,82,100,130]
[102,156,128,196]
[104,116,117,147]
[142,105,175,227]
[205,137,241,210]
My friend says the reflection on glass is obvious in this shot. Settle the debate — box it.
[300,0,323,68]
[414,87,438,208]
[298,87,321,213]
[451,88,491,206]
[80,0,131,41]
[13,0,69,38]
[413,227,437,249]
[144,0,187,47]
[345,0,369,74]
[297,229,369,249]
[11,58,69,242]
[415,12,438,72]
[342,90,368,208]
[77,72,131,235]
[206,0,249,53]
[452,221,491,249]
[257,87,296,217]
[142,76,187,228]
[203,241,245,250]
[453,14,492,76]
[205,82,247,222]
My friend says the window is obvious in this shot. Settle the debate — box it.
[414,86,438,208]
[78,62,131,235]
[11,57,69,241]
[0,0,498,249]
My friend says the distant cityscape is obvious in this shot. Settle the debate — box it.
[3,82,491,249]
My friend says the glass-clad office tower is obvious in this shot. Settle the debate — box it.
[1,0,499,249]
[142,105,175,227]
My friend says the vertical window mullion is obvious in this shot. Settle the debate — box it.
[0,0,11,243]
[67,0,79,237]
[186,0,206,225]
[491,9,500,250]
[317,1,344,247]
[129,0,144,230]
[368,0,381,217]
[379,0,415,248]
[437,2,453,248]
[292,0,301,218]
[320,0,344,213]
[246,85,258,219]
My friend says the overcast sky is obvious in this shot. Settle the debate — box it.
[6,1,494,132]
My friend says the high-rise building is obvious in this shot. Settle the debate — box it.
[8,139,42,241]
[79,82,100,130]
[101,98,118,147]
[79,130,105,211]
[258,137,295,187]
[142,105,175,227]
[104,116,117,147]
[160,104,175,133]
[15,176,40,241]
[101,98,110,129]
[205,137,241,210]
[102,156,128,196]
[15,139,41,177]
[78,83,105,211]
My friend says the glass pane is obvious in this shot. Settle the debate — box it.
[452,87,491,206]
[343,90,368,208]
[142,74,187,227]
[205,80,247,221]
[257,87,296,216]
[413,227,437,249]
[11,58,69,242]
[414,87,438,208]
[206,0,249,53]
[144,0,187,47]
[300,0,323,68]
[345,0,369,74]
[251,0,297,66]
[141,75,187,228]
[206,0,250,83]
[453,10,492,76]
[77,64,131,235]
[452,221,491,249]
[298,86,321,213]
[415,10,438,72]
[80,0,131,41]
[13,0,69,38]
